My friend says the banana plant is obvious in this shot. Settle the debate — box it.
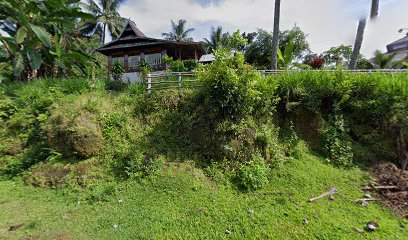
[0,0,96,81]
[277,40,295,69]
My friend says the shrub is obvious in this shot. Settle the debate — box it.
[323,115,353,167]
[198,49,271,121]
[107,60,126,91]
[46,103,104,159]
[183,60,198,71]
[237,155,269,191]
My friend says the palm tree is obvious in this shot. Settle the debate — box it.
[349,0,379,69]
[371,50,406,69]
[162,19,195,42]
[271,0,281,70]
[203,26,229,53]
[80,0,127,44]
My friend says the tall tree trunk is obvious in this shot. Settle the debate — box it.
[349,0,380,69]
[370,0,380,19]
[349,19,366,69]
[102,23,107,45]
[271,0,281,70]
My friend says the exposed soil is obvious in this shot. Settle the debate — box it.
[368,163,408,218]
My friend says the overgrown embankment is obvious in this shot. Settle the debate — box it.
[0,51,407,238]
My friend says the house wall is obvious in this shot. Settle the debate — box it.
[108,48,167,73]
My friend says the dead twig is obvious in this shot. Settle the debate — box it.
[361,185,399,191]
[354,198,377,203]
[309,188,338,202]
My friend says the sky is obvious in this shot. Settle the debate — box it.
[118,0,408,58]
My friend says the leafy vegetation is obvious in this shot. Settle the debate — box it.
[80,0,127,44]
[0,0,98,81]
[162,19,195,42]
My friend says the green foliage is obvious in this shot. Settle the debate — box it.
[79,0,127,44]
[162,19,194,42]
[46,108,105,159]
[224,30,248,50]
[198,49,276,120]
[162,55,198,72]
[183,59,198,71]
[323,115,354,167]
[237,155,269,191]
[0,0,97,80]
[138,60,152,81]
[203,26,230,53]
[245,26,310,69]
[107,60,126,91]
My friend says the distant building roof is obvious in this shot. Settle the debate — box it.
[199,54,215,63]
[386,34,408,53]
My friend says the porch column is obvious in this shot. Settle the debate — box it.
[124,54,129,72]
[194,49,197,60]
[161,49,167,69]
[140,52,145,61]
[108,56,112,71]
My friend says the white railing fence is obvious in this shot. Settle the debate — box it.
[146,69,408,93]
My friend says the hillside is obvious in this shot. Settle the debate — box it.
[1,52,408,239]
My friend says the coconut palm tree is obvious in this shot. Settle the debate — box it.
[349,0,380,69]
[271,0,281,70]
[80,0,127,44]
[203,26,229,53]
[162,19,195,42]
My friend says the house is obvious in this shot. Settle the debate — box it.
[385,34,408,61]
[198,50,238,64]
[98,21,205,82]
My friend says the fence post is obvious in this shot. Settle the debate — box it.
[178,74,182,92]
[147,74,152,94]
[261,70,266,78]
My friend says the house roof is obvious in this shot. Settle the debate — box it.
[97,21,205,55]
[118,21,146,38]
[387,35,408,47]
[386,34,408,52]
[199,54,215,63]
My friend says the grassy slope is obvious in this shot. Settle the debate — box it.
[1,146,407,239]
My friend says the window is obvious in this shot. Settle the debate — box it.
[112,56,124,66]
[128,55,141,69]
[145,53,162,66]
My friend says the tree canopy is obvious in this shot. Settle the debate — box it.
[80,0,127,44]
[245,26,310,69]
[162,19,195,42]
[0,0,98,81]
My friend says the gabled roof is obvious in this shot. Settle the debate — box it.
[97,21,205,56]
[118,21,146,38]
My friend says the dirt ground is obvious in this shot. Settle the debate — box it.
[369,163,408,218]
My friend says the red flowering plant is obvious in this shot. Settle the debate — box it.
[308,57,325,69]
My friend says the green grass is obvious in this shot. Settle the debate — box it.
[1,146,407,239]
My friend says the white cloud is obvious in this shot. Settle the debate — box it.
[120,0,408,57]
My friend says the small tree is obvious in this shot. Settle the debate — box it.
[107,60,126,91]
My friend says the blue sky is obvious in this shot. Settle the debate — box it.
[118,0,408,57]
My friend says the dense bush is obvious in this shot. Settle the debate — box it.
[237,155,270,191]
[1,61,407,192]
[47,109,104,159]
[107,60,127,91]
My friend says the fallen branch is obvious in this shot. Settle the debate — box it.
[354,198,377,203]
[361,185,399,191]
[309,188,338,202]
